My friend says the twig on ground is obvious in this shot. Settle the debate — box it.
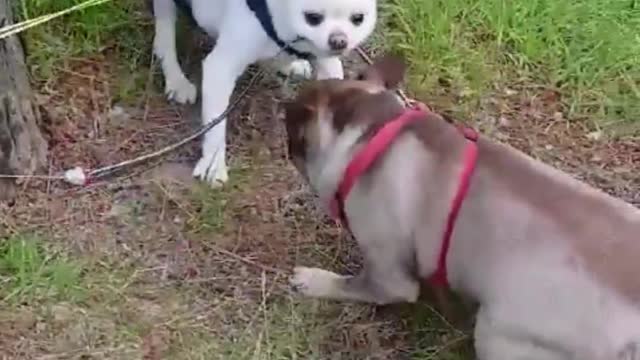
[205,243,286,275]
[426,334,470,359]
[0,69,264,185]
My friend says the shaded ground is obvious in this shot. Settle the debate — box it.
[1,33,639,360]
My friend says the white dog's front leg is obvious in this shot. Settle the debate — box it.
[152,0,197,104]
[193,41,252,186]
[313,56,344,80]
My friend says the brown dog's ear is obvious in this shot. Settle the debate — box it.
[357,53,407,89]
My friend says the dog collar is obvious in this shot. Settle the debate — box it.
[329,106,479,288]
[246,0,314,61]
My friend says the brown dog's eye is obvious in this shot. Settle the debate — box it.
[304,12,324,26]
[350,13,365,26]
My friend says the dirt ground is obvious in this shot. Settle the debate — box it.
[1,38,639,359]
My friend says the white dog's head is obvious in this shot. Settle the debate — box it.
[283,0,377,56]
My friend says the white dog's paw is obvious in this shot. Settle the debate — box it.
[165,75,197,104]
[192,134,228,187]
[314,57,344,80]
[279,60,313,79]
[193,151,228,187]
[290,267,341,298]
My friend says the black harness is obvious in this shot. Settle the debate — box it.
[170,0,313,60]
[245,0,314,60]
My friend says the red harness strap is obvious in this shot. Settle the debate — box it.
[328,107,479,287]
[428,124,478,286]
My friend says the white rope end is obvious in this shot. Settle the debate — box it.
[63,167,87,185]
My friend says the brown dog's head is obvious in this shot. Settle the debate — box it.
[282,54,408,177]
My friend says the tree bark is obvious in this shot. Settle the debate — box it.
[0,0,47,201]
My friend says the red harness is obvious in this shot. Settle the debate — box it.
[328,106,479,287]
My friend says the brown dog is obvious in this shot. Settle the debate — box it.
[281,54,640,360]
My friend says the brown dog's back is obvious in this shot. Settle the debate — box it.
[477,139,640,304]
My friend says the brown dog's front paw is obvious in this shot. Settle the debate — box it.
[290,267,341,298]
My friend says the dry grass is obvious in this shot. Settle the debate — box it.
[2,1,639,359]
[1,52,426,358]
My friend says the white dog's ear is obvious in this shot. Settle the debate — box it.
[357,53,407,89]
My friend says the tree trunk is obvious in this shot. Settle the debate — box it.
[0,0,47,201]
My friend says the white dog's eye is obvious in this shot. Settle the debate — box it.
[350,13,365,26]
[304,12,324,26]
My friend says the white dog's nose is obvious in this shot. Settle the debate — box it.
[328,32,348,51]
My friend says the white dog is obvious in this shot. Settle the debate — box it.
[151,0,378,186]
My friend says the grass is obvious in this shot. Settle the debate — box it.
[0,234,142,358]
[403,303,473,359]
[382,0,640,126]
[17,0,152,100]
[0,234,85,304]
[187,167,254,235]
[170,299,334,359]
[0,234,345,359]
[17,0,638,125]
[6,0,638,358]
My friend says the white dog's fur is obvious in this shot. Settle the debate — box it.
[151,0,377,185]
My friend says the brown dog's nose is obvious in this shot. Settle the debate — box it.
[328,32,348,51]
